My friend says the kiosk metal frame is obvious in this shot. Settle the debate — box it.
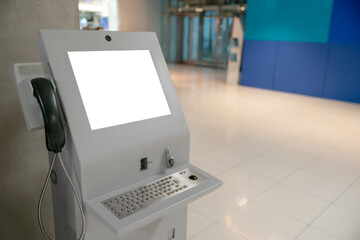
[14,30,222,240]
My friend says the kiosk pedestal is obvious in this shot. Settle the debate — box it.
[13,30,222,240]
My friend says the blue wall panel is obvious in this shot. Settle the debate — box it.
[245,0,333,43]
[241,0,360,103]
[328,0,360,43]
[323,43,360,103]
[241,40,277,89]
[273,42,329,97]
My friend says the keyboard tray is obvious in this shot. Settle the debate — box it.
[85,164,222,237]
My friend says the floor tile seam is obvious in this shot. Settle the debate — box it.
[214,153,252,169]
[230,128,265,137]
[307,225,345,240]
[245,174,286,201]
[292,136,349,150]
[280,179,346,203]
[251,199,317,226]
[212,220,251,240]
[305,124,356,136]
[202,130,352,200]
[188,207,222,223]
[272,155,321,169]
[272,107,313,118]
[327,176,360,204]
[249,124,328,157]
[292,224,344,240]
[230,151,268,167]
[234,165,281,182]
[306,118,340,127]
[248,113,296,128]
[219,181,278,201]
[191,152,245,171]
[187,223,213,240]
[214,142,262,157]
[278,143,331,157]
[330,134,360,146]
[283,146,360,197]
[272,120,318,137]
[278,164,304,180]
[297,145,360,182]
[281,123,333,143]
[332,147,360,159]
[195,191,249,221]
[282,134,336,148]
[330,126,360,137]
[213,155,260,169]
[190,191,277,226]
[292,225,312,240]
[335,111,359,123]
[216,185,245,197]
[190,142,227,158]
[293,144,339,173]
[220,160,285,181]
[232,153,272,169]
[214,165,240,177]
[299,166,358,185]
[321,124,358,136]
[231,127,274,140]
[253,138,321,158]
[213,218,252,240]
[252,121,308,137]
[237,160,300,183]
[234,137,299,168]
[298,147,335,158]
[329,175,360,213]
[332,202,360,215]
[235,199,310,237]
[218,152,303,200]
[301,176,360,237]
[272,183,334,204]
[335,134,360,149]
[277,157,351,202]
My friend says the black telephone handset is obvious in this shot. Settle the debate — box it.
[31,77,65,153]
[31,78,85,239]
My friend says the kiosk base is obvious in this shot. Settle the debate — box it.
[86,207,187,240]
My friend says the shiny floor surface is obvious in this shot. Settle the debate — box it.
[168,64,360,240]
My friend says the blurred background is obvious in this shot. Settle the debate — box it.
[1,0,360,239]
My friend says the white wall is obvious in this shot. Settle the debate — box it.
[118,0,162,44]
[0,1,163,238]
[0,0,79,239]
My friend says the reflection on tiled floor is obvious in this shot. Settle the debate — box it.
[168,64,360,240]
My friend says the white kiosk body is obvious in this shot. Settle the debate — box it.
[13,30,222,240]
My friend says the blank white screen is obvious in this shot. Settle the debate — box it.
[68,50,171,130]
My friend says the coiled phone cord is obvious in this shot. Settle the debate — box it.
[37,153,86,240]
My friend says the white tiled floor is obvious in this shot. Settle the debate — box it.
[168,64,360,240]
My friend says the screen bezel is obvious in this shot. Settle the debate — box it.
[38,30,187,161]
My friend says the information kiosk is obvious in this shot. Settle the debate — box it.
[13,30,222,240]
